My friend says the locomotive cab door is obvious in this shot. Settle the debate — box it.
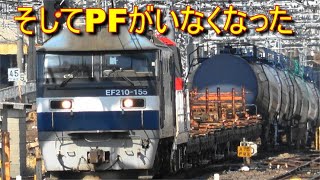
[158,49,175,138]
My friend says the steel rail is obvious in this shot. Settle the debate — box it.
[271,156,320,180]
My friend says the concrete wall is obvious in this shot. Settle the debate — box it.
[0,103,30,178]
[6,109,27,177]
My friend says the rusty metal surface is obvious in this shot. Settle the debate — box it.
[189,87,261,137]
[1,132,10,180]
[37,26,158,52]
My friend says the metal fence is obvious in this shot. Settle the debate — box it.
[0,80,36,102]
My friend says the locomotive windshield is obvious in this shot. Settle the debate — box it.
[103,54,153,73]
[41,52,156,86]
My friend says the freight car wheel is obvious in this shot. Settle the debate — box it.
[285,126,293,146]
[170,149,179,173]
[155,140,171,176]
[296,124,308,149]
[153,153,162,176]
[210,144,218,162]
[181,145,187,169]
[261,122,272,150]
[170,144,187,173]
[224,142,231,159]
[189,154,198,167]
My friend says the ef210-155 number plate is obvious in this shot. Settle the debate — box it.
[106,89,148,96]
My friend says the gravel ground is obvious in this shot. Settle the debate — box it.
[204,168,288,180]
[198,152,312,180]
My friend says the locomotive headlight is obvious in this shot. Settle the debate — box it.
[121,98,145,108]
[123,99,134,108]
[50,100,72,109]
[61,100,72,109]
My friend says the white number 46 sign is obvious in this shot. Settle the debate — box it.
[8,68,20,82]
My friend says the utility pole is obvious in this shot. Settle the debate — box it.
[16,29,24,73]
[16,0,24,76]
[27,25,36,81]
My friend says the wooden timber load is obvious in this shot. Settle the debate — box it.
[189,87,262,137]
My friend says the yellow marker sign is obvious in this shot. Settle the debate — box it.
[28,111,37,121]
[237,146,252,158]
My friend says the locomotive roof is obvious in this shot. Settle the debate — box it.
[37,26,158,52]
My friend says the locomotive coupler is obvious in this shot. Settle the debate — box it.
[87,149,110,164]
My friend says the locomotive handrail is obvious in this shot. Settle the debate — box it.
[0,80,36,102]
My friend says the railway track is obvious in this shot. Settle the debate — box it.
[271,154,320,180]
[164,149,320,180]
[162,157,244,179]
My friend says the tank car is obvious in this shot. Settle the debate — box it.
[190,45,320,148]
[36,26,188,178]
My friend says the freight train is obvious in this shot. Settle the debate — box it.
[189,45,320,149]
[36,26,319,179]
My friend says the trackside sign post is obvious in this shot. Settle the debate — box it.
[8,68,20,82]
[237,146,252,158]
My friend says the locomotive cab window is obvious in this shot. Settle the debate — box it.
[39,52,158,91]
[43,54,94,84]
[101,52,156,77]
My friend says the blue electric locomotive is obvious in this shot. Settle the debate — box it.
[36,26,187,178]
